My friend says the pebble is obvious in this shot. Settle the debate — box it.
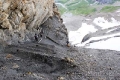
[6,54,13,59]
[27,72,32,75]
[12,63,19,69]
[57,76,65,80]
[14,58,21,61]
[64,57,74,63]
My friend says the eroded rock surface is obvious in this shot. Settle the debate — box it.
[0,0,53,30]
[0,0,68,45]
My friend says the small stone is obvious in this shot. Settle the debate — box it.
[66,72,73,75]
[67,72,71,74]
[110,68,112,70]
[22,74,26,77]
[27,72,32,75]
[57,76,64,80]
[14,58,21,61]
[64,57,74,63]
[12,63,19,69]
[6,54,13,59]
[66,44,70,47]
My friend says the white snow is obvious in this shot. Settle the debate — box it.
[85,19,91,20]
[106,27,117,33]
[86,37,120,51]
[76,32,120,46]
[68,17,120,51]
[93,17,120,29]
[116,9,120,13]
[69,23,97,45]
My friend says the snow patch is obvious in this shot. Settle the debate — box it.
[76,32,120,46]
[69,23,97,45]
[68,17,120,51]
[86,37,120,51]
[93,17,120,29]
[106,28,118,33]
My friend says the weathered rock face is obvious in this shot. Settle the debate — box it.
[0,0,68,45]
[0,0,54,30]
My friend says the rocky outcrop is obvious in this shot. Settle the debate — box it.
[39,3,68,46]
[0,0,68,45]
[0,0,53,30]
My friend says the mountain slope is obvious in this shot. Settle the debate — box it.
[55,0,120,15]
